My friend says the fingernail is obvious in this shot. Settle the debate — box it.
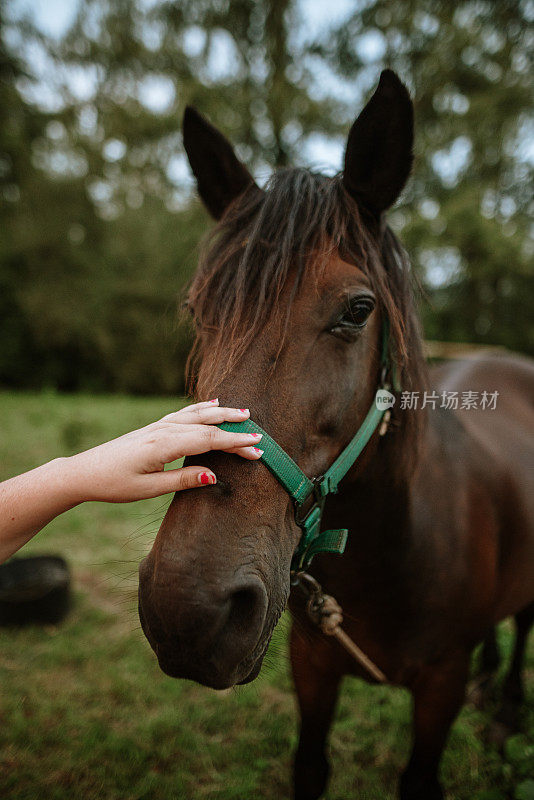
[199,472,216,485]
[248,432,262,440]
[209,398,218,404]
[239,408,249,413]
[253,448,263,456]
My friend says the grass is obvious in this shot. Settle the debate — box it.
[0,390,532,800]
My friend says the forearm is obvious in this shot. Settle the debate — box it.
[0,457,83,564]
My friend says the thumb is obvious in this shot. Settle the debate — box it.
[148,466,216,495]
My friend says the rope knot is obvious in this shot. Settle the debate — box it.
[307,593,343,635]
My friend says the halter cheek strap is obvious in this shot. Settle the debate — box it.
[218,321,397,572]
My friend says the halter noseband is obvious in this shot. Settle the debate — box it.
[218,320,396,573]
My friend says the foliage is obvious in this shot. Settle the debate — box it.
[0,0,533,394]
[0,390,533,799]
[333,0,534,351]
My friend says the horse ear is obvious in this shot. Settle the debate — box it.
[343,70,413,217]
[183,106,257,220]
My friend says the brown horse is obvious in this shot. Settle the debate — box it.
[138,71,534,799]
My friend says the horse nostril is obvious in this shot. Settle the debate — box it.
[226,579,268,643]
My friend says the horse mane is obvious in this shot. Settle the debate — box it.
[186,168,427,469]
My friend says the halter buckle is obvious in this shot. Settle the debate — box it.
[293,476,325,527]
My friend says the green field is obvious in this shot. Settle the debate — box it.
[0,391,532,800]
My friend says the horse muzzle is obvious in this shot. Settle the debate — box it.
[138,553,270,689]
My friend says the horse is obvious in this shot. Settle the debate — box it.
[138,70,534,799]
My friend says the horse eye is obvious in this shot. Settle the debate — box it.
[344,299,375,327]
[329,297,375,338]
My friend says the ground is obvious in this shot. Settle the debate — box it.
[0,391,532,800]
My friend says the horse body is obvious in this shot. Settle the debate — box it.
[436,354,534,621]
[138,71,534,799]
[291,353,534,800]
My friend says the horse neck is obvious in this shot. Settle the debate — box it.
[327,419,426,559]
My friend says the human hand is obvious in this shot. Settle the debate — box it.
[66,399,262,502]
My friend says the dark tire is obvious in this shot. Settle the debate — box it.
[0,555,71,626]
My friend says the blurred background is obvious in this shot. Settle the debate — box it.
[1,0,533,395]
[0,2,533,799]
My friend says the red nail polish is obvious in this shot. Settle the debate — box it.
[253,448,264,455]
[200,472,214,485]
[239,408,248,413]
[209,398,218,403]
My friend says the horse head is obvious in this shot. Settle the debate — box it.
[138,70,421,689]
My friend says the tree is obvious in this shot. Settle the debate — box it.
[319,0,533,350]
[0,0,532,396]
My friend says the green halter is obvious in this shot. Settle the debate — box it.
[219,322,396,572]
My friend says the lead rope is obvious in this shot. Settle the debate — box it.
[291,571,388,684]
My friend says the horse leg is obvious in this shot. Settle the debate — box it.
[480,626,501,675]
[400,653,470,800]
[291,623,343,800]
[468,627,501,708]
[494,601,534,735]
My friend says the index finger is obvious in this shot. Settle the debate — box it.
[161,399,219,422]
[163,406,250,426]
